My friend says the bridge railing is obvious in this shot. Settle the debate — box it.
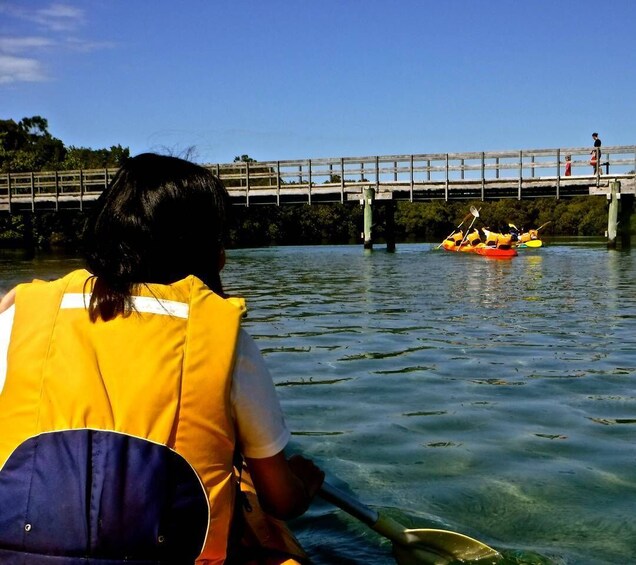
[1,145,635,210]
[0,168,117,211]
[214,145,636,184]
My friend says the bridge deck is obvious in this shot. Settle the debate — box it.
[1,145,634,211]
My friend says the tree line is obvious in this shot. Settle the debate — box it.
[0,116,623,250]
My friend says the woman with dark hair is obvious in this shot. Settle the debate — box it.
[0,153,323,564]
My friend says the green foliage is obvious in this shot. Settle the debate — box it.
[234,154,257,163]
[549,196,606,235]
[409,197,610,238]
[0,116,66,172]
[0,211,89,248]
[228,203,362,247]
[395,201,453,240]
[62,145,129,170]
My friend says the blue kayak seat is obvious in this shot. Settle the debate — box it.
[0,429,208,564]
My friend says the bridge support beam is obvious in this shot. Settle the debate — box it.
[607,181,619,248]
[362,186,375,250]
[607,180,633,249]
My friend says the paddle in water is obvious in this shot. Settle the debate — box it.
[319,481,501,564]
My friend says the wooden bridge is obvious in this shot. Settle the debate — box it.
[1,145,634,212]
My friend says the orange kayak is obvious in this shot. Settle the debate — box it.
[474,246,518,258]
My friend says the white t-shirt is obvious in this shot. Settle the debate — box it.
[0,305,289,460]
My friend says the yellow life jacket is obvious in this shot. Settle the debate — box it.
[497,234,513,249]
[484,230,498,247]
[466,229,481,246]
[0,269,246,564]
[447,231,464,245]
[519,230,539,243]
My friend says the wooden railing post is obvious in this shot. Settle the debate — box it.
[246,161,251,207]
[556,148,561,200]
[481,152,485,200]
[276,161,281,206]
[7,173,12,213]
[308,159,312,205]
[375,156,380,193]
[340,158,345,203]
[409,155,414,202]
[30,171,35,212]
[55,170,59,211]
[79,170,84,211]
[518,150,523,200]
[444,154,449,201]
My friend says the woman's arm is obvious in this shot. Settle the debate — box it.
[0,288,16,314]
[245,451,324,520]
[232,330,324,519]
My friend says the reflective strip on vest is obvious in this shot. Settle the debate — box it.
[61,293,190,319]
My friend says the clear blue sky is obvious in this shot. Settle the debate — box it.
[1,0,634,164]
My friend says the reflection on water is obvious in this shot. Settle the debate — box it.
[1,241,635,564]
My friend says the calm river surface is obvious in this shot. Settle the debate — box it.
[1,240,634,565]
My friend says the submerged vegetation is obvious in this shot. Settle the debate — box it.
[0,116,622,249]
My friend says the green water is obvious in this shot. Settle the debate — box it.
[1,240,635,564]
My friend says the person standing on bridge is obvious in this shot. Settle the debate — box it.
[591,132,602,173]
[0,153,323,564]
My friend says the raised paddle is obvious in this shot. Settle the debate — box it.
[456,206,481,251]
[319,481,501,564]
[435,207,480,250]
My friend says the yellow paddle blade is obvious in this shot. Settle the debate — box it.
[394,541,500,565]
[319,482,500,565]
[399,528,501,563]
[374,516,501,564]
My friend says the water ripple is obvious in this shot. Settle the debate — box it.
[9,243,635,565]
